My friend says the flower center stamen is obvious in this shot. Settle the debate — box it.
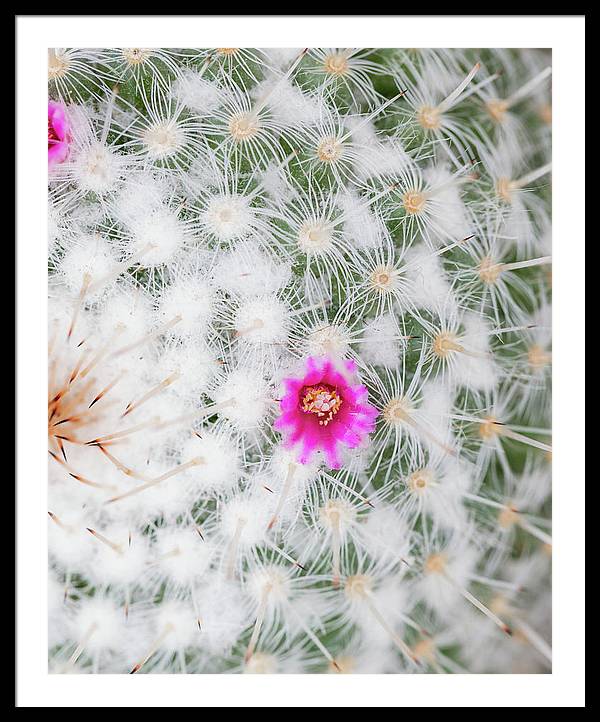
[301,384,342,426]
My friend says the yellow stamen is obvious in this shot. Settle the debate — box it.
[301,384,343,426]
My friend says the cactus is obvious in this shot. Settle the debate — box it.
[48,47,552,675]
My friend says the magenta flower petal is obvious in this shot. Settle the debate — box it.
[48,101,70,167]
[274,355,379,469]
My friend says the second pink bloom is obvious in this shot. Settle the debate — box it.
[48,100,69,167]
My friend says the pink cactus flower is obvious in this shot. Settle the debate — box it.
[48,101,69,167]
[274,356,379,469]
